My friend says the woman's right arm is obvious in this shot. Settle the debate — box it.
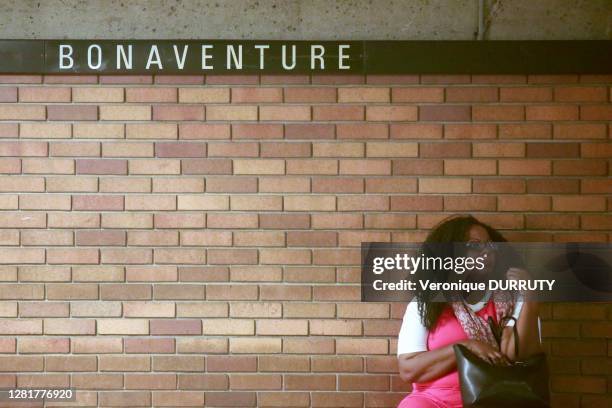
[396,302,509,384]
[398,345,459,383]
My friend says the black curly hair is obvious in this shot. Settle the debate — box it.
[415,214,508,330]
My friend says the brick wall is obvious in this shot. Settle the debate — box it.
[0,73,609,408]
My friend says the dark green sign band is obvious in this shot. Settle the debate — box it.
[0,40,611,75]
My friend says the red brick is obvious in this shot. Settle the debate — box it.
[337,123,388,139]
[260,105,310,121]
[47,105,98,121]
[0,75,42,84]
[155,75,204,85]
[581,105,612,120]
[311,75,364,85]
[179,87,229,103]
[314,106,364,121]
[44,75,97,84]
[233,124,283,140]
[528,75,578,84]
[471,75,526,84]
[500,123,551,139]
[526,143,580,158]
[367,75,419,84]
[205,391,257,407]
[446,87,498,102]
[261,75,309,84]
[555,86,607,102]
[444,124,496,139]
[391,87,443,102]
[284,87,336,103]
[206,176,258,192]
[553,123,607,139]
[153,105,204,121]
[390,123,442,139]
[339,374,389,391]
[499,87,552,102]
[208,105,257,121]
[526,214,580,230]
[182,159,232,174]
[155,142,207,158]
[553,159,607,176]
[473,179,525,194]
[393,159,443,175]
[365,177,416,193]
[526,105,579,121]
[339,87,389,103]
[498,196,550,211]
[0,87,17,102]
[180,123,230,140]
[19,87,71,102]
[581,179,612,194]
[285,124,335,140]
[390,196,443,211]
[579,74,612,83]
[444,195,496,211]
[473,142,524,157]
[206,75,259,85]
[285,375,336,391]
[498,159,551,175]
[473,105,524,121]
[76,159,127,175]
[419,105,470,121]
[367,106,417,121]
[312,177,363,193]
[0,123,18,138]
[420,75,470,84]
[420,142,470,158]
[73,195,124,211]
[150,319,202,335]
[100,75,152,84]
[552,196,606,212]
[126,87,177,102]
[123,337,175,354]
[581,142,612,158]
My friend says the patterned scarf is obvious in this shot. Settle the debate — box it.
[451,290,515,349]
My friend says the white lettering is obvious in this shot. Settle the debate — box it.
[201,45,213,69]
[87,44,102,70]
[338,44,350,69]
[146,45,163,70]
[310,45,325,70]
[282,45,297,70]
[226,45,243,69]
[173,45,188,70]
[59,45,74,69]
[116,45,133,70]
[254,44,269,70]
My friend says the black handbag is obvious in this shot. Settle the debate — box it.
[453,316,550,408]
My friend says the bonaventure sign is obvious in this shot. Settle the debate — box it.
[1,40,611,74]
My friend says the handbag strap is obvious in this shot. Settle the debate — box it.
[488,315,519,358]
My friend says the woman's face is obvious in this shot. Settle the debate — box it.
[464,224,497,279]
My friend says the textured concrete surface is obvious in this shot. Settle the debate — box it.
[0,0,610,40]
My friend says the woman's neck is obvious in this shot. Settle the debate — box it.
[464,289,487,305]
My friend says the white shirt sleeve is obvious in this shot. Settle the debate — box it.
[504,301,523,327]
[397,301,429,356]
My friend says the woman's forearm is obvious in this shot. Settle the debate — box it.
[502,301,541,360]
[398,343,461,383]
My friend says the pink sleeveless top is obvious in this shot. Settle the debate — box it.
[415,298,498,392]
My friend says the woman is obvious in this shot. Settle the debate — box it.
[396,215,542,408]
